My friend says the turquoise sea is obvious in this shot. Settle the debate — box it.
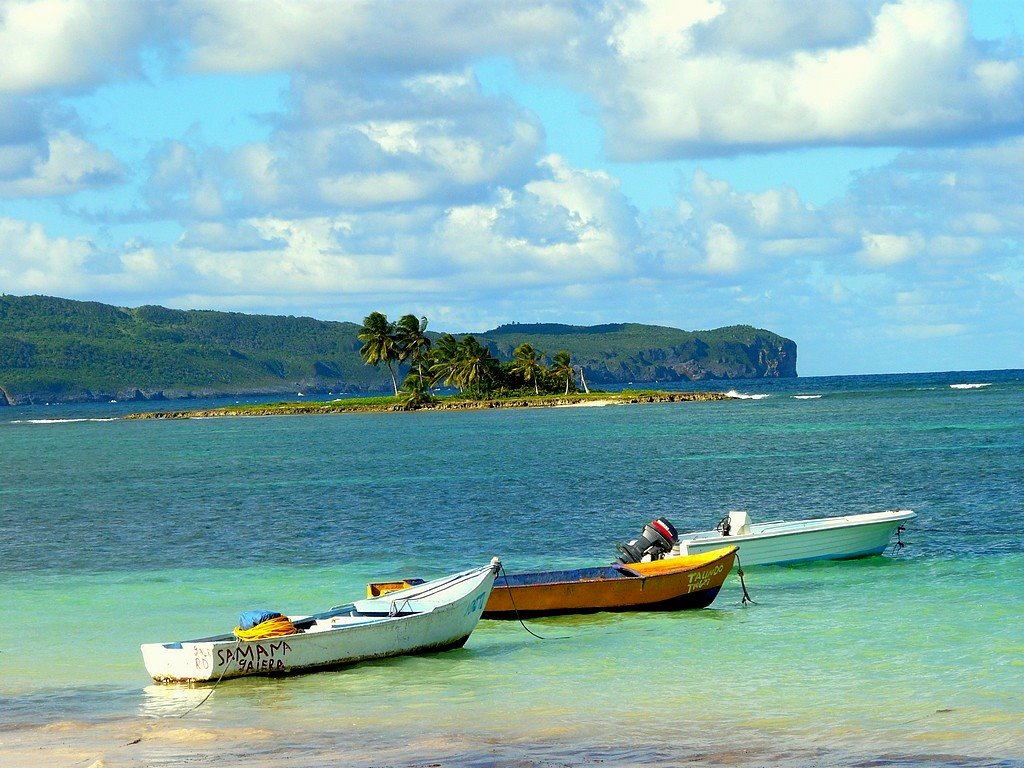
[1,370,1022,767]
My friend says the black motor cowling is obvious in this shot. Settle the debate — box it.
[616,518,679,563]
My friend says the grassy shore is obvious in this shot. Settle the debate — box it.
[124,390,732,419]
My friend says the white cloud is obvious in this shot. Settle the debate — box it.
[827,279,851,303]
[182,0,576,74]
[859,232,925,266]
[692,0,874,55]
[172,74,548,216]
[579,0,1024,159]
[0,0,152,93]
[119,245,160,276]
[184,217,365,292]
[0,217,93,292]
[160,151,641,307]
[702,222,745,274]
[690,170,818,236]
[639,170,830,281]
[953,212,1003,234]
[435,155,639,285]
[0,218,193,302]
[889,322,966,339]
[318,171,430,208]
[229,143,283,207]
[927,234,981,260]
[0,142,40,179]
[177,221,285,252]
[0,131,121,197]
[146,141,214,218]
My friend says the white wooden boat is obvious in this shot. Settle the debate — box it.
[673,509,916,566]
[141,558,500,684]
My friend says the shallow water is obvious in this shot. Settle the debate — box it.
[1,370,1022,766]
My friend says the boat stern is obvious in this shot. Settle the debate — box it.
[141,641,216,684]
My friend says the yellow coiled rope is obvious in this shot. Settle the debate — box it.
[232,615,298,641]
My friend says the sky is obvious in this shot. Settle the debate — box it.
[2,0,1024,376]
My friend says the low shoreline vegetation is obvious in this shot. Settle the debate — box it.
[357,311,583,406]
[126,310,735,420]
[125,389,732,419]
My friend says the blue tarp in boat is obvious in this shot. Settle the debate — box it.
[238,610,281,630]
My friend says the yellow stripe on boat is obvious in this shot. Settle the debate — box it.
[623,545,738,575]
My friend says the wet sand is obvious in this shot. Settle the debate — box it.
[2,708,1005,768]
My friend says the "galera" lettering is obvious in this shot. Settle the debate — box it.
[217,639,293,673]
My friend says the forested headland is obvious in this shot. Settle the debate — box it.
[0,294,796,405]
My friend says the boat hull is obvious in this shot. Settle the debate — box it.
[141,562,498,684]
[483,546,736,619]
[677,510,916,566]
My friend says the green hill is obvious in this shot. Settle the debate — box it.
[0,295,796,405]
[478,322,796,383]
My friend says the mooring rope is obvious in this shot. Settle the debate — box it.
[889,524,909,556]
[179,637,239,718]
[736,554,756,605]
[499,564,569,640]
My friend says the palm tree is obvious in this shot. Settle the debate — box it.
[578,366,590,393]
[357,311,400,395]
[510,342,544,395]
[427,333,460,391]
[398,368,431,408]
[551,350,574,395]
[395,314,431,384]
[454,336,497,396]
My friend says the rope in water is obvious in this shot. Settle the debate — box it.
[736,553,756,605]
[890,524,909,556]
[232,615,298,641]
[499,563,569,641]
[179,638,239,718]
[182,615,297,718]
[182,612,300,717]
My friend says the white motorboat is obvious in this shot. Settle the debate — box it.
[673,509,916,566]
[141,558,500,684]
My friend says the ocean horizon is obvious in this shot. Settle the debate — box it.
[1,368,1021,767]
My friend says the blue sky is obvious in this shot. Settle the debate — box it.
[2,0,1023,376]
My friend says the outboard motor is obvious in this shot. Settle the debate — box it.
[616,518,679,563]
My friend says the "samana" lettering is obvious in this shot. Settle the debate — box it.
[217,640,293,673]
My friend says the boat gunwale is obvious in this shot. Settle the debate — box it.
[155,609,427,650]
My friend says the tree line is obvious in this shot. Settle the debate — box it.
[357,311,580,403]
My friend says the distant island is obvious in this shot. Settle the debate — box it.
[125,390,735,419]
[0,294,797,405]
